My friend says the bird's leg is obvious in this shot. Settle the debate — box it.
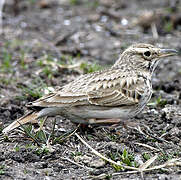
[39,116,48,130]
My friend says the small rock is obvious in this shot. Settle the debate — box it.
[38,0,52,8]
[150,109,159,115]
[35,162,48,169]
[89,159,106,168]
[74,155,105,168]
[74,155,92,165]
[88,14,100,22]
[134,154,143,166]
[162,105,181,120]
[170,127,180,136]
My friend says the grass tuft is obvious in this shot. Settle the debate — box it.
[80,62,103,73]
[0,165,5,175]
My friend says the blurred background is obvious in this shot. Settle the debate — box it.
[0,1,181,179]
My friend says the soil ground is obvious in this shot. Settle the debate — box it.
[0,0,181,179]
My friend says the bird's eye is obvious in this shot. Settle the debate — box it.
[143,51,151,57]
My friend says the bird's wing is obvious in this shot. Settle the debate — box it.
[86,72,146,106]
[29,69,147,107]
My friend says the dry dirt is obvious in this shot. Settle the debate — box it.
[0,0,181,179]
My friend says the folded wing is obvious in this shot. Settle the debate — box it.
[28,69,146,108]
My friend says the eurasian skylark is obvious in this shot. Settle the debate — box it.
[3,43,177,133]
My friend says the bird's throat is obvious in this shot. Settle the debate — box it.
[148,60,159,75]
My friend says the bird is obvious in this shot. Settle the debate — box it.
[2,43,177,134]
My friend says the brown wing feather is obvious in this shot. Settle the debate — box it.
[29,69,146,108]
[87,75,145,106]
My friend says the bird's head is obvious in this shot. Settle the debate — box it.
[113,43,177,73]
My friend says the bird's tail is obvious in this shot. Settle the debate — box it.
[2,111,39,134]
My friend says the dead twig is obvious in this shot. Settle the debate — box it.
[134,142,159,152]
[75,132,138,171]
[75,132,181,178]
[60,157,92,170]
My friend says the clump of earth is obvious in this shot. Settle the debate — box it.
[0,0,181,179]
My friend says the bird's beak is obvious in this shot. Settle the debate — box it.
[159,49,178,58]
